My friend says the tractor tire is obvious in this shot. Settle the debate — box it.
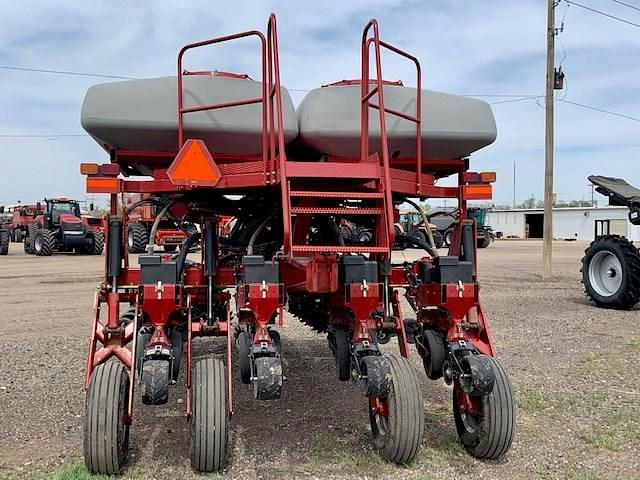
[190,358,229,472]
[369,355,424,464]
[25,224,40,254]
[444,228,454,247]
[581,235,640,310]
[34,229,55,256]
[141,359,170,405]
[417,330,446,380]
[453,356,515,460]
[412,230,427,245]
[128,222,149,254]
[84,361,130,475]
[0,230,9,255]
[86,231,105,255]
[14,229,23,243]
[477,230,492,249]
[237,331,252,384]
[432,231,444,249]
[334,329,352,381]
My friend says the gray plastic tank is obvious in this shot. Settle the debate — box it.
[296,84,497,160]
[81,75,298,156]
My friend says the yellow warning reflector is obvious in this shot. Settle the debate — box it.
[80,163,99,175]
[167,139,221,187]
[463,184,492,200]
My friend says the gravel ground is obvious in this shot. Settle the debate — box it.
[0,240,638,480]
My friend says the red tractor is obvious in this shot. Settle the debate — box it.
[80,15,514,474]
[124,194,190,253]
[23,198,104,256]
[3,204,44,243]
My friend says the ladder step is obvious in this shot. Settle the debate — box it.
[291,207,383,215]
[291,245,389,253]
[290,190,384,199]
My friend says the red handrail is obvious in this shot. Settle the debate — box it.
[361,19,423,248]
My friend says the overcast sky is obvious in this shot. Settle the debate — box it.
[0,0,639,207]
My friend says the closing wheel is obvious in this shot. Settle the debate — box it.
[253,356,283,400]
[84,362,130,475]
[333,329,351,381]
[369,355,424,464]
[582,235,640,309]
[141,359,170,405]
[191,358,229,472]
[236,332,252,384]
[417,330,446,380]
[453,356,515,460]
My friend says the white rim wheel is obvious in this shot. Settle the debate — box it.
[588,250,623,297]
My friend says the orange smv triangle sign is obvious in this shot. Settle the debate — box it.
[168,139,221,187]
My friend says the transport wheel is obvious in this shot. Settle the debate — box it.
[453,356,515,460]
[334,329,351,381]
[582,235,640,310]
[191,358,228,472]
[141,359,170,405]
[128,222,149,253]
[369,355,424,464]
[34,229,55,256]
[444,228,454,247]
[84,361,130,475]
[164,244,177,252]
[477,230,491,249]
[416,330,446,380]
[86,231,105,255]
[237,331,252,384]
[0,230,9,255]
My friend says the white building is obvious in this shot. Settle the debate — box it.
[487,206,640,242]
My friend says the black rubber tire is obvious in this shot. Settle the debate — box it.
[334,329,351,381]
[412,230,427,244]
[269,329,283,357]
[237,331,252,384]
[24,224,38,254]
[581,235,640,310]
[141,359,170,405]
[34,229,55,256]
[84,362,130,475]
[370,355,424,464]
[128,222,149,254]
[15,229,23,243]
[433,231,444,249]
[357,228,373,244]
[453,356,515,460]
[417,330,446,380]
[87,231,105,255]
[164,244,177,253]
[190,358,228,472]
[0,230,9,255]
[444,228,454,247]
[477,230,491,249]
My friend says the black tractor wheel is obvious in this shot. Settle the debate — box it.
[357,228,373,244]
[417,330,446,380]
[412,230,427,245]
[24,224,37,254]
[334,329,352,381]
[581,235,640,310]
[432,231,444,249]
[369,355,424,464]
[236,331,252,384]
[190,358,229,472]
[477,230,491,249]
[141,359,170,405]
[84,362,130,475]
[453,356,515,460]
[33,229,55,256]
[128,222,149,254]
[14,229,23,243]
[82,231,105,255]
[0,230,9,255]
[444,228,454,247]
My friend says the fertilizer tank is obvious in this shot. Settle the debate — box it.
[81,74,299,157]
[295,82,497,159]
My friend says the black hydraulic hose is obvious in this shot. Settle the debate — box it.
[147,198,183,254]
[401,197,439,257]
[396,233,437,258]
[176,232,201,279]
[247,212,276,255]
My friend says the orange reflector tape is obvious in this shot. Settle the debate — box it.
[463,184,492,200]
[167,139,221,187]
[80,163,99,175]
[86,177,120,193]
[480,171,497,183]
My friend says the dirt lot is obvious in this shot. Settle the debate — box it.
[0,240,638,480]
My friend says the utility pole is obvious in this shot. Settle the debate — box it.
[543,0,556,280]
[513,161,516,208]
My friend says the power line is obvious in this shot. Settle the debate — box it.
[558,98,640,122]
[610,0,640,13]
[563,0,640,28]
[0,66,137,80]
[0,134,89,138]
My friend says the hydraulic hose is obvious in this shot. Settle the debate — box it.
[147,199,181,254]
[396,233,437,258]
[176,231,201,279]
[401,197,439,257]
[247,212,276,256]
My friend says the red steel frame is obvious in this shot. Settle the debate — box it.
[83,13,496,430]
